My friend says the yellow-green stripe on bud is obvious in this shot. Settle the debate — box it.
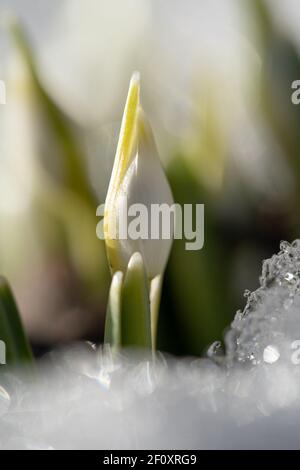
[104,73,174,280]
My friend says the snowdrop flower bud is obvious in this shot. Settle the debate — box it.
[104,72,174,279]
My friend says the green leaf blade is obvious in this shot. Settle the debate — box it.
[121,253,151,349]
[0,276,34,366]
[104,271,123,349]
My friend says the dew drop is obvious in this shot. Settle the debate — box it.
[284,272,294,282]
[263,345,280,364]
[207,341,224,365]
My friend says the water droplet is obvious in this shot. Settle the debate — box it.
[284,272,294,282]
[263,345,280,364]
[207,341,224,365]
[248,353,256,363]
[85,341,97,351]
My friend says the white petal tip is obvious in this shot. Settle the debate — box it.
[130,71,140,87]
[112,271,124,285]
[128,252,144,270]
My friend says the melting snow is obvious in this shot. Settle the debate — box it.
[2,241,300,449]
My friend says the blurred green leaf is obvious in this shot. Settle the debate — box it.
[160,156,234,355]
[6,19,109,297]
[0,276,33,366]
[9,20,93,203]
[251,1,300,192]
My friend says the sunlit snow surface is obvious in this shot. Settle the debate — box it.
[2,241,300,449]
[226,240,300,366]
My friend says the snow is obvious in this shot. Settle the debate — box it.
[2,241,300,449]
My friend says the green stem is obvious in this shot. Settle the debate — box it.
[104,271,123,350]
[121,253,152,349]
[150,274,163,350]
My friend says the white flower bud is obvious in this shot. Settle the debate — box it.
[104,73,174,279]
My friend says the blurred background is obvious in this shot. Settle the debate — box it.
[0,0,299,357]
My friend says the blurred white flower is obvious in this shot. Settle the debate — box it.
[40,0,259,138]
[42,0,149,125]
[37,0,262,194]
